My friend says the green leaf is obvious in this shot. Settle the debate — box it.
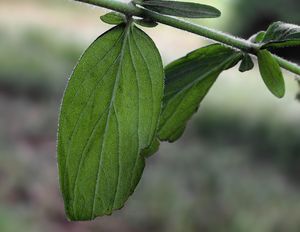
[261,21,300,49]
[57,24,164,221]
[100,12,126,25]
[134,18,158,28]
[257,50,285,98]
[249,31,266,43]
[239,54,254,72]
[140,0,221,18]
[158,44,242,142]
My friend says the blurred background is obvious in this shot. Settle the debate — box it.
[1,0,300,231]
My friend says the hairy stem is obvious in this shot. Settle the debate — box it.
[75,0,300,77]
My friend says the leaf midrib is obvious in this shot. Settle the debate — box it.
[91,24,132,218]
[143,2,215,16]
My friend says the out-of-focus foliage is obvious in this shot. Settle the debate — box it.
[0,28,81,100]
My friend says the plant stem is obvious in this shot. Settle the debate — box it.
[75,0,300,77]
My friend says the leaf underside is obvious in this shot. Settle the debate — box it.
[257,50,285,98]
[141,0,221,18]
[158,44,242,142]
[57,24,164,221]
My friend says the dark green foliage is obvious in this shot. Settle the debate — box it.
[257,50,285,98]
[57,23,164,220]
[248,22,300,49]
[239,54,254,72]
[158,44,242,142]
[140,0,221,18]
[261,22,300,49]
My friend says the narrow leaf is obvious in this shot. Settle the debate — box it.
[257,50,285,98]
[140,0,221,18]
[261,21,300,49]
[100,12,126,25]
[57,24,164,220]
[158,44,242,142]
[239,54,254,72]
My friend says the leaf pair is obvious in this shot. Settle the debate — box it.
[58,18,291,221]
[58,17,242,220]
[101,12,158,28]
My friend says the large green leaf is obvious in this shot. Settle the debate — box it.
[261,22,300,49]
[57,23,164,220]
[158,44,242,142]
[257,50,285,98]
[140,0,221,18]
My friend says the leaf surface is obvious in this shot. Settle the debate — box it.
[158,44,241,142]
[261,22,300,48]
[140,0,221,18]
[57,24,164,220]
[257,50,285,98]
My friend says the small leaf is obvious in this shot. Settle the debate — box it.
[249,31,266,43]
[261,21,300,49]
[58,24,164,220]
[100,12,126,25]
[158,44,242,142]
[140,0,221,18]
[134,18,158,28]
[257,50,285,98]
[239,54,254,72]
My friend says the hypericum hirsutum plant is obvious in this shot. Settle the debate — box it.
[56,0,300,221]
